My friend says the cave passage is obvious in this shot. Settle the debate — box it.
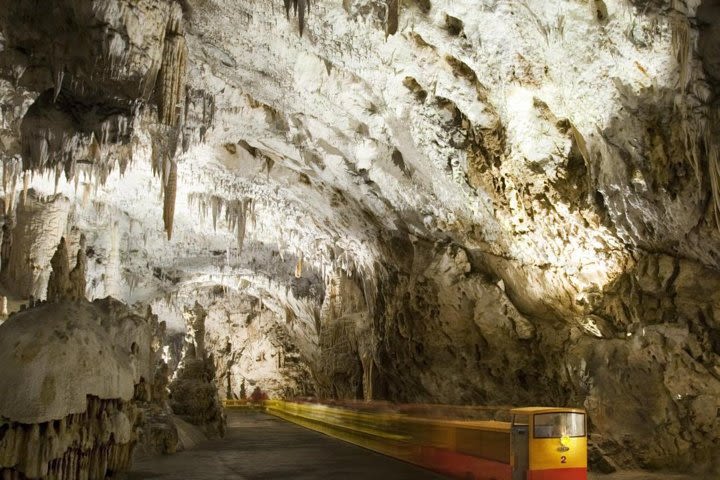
[126,411,447,480]
[125,410,696,480]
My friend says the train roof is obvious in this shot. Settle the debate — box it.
[510,407,586,415]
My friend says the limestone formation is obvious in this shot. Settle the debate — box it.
[0,396,137,480]
[0,0,189,240]
[133,307,182,457]
[168,302,226,438]
[0,222,12,275]
[1,190,69,299]
[0,299,160,479]
[47,236,87,303]
[46,238,70,302]
[155,2,188,241]
[283,0,310,36]
[156,3,188,129]
[67,235,87,301]
[199,290,313,400]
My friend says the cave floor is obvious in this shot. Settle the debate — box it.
[125,411,448,479]
[126,410,697,480]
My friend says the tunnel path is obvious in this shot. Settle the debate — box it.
[126,410,699,480]
[125,411,449,479]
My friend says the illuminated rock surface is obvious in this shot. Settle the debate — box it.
[0,299,155,478]
[0,0,719,476]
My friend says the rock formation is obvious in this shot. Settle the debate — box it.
[1,190,69,299]
[200,289,313,400]
[0,299,159,479]
[0,231,176,477]
[46,235,87,302]
[133,307,181,457]
[168,301,226,438]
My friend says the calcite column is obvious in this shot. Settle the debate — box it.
[1,190,69,299]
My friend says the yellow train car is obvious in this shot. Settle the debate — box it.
[510,407,587,480]
[254,401,587,480]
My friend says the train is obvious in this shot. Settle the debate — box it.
[251,400,588,480]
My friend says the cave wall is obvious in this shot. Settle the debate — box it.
[364,241,720,471]
[203,292,313,400]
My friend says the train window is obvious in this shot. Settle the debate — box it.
[533,413,586,438]
[512,414,529,426]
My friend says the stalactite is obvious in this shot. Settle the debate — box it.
[189,193,256,251]
[248,199,256,233]
[283,0,311,36]
[157,3,188,129]
[236,200,249,254]
[386,0,399,37]
[163,160,177,240]
[53,67,64,103]
[20,89,135,192]
[211,196,221,231]
[150,124,180,241]
[152,4,188,241]
[295,252,304,278]
[157,36,188,127]
[0,396,138,480]
[3,159,20,215]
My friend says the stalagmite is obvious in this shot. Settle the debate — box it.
[169,301,226,438]
[21,172,29,206]
[46,238,70,303]
[0,222,12,277]
[68,234,87,301]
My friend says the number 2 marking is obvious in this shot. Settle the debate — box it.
[560,456,567,464]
